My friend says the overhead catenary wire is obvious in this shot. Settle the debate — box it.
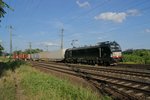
[64,0,111,25]
[69,0,150,35]
[28,0,42,18]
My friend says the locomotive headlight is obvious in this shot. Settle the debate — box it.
[111,54,113,57]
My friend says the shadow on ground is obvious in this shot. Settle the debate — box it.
[0,60,25,77]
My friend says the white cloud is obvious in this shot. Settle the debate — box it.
[127,9,140,16]
[94,12,127,23]
[37,31,48,35]
[41,42,58,46]
[145,29,150,33]
[94,9,140,23]
[76,0,90,8]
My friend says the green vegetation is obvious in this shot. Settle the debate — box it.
[0,60,24,76]
[0,56,8,62]
[0,70,16,100]
[123,49,150,64]
[0,60,108,100]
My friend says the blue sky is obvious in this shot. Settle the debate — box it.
[0,0,150,52]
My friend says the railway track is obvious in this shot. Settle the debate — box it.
[30,61,150,100]
[38,61,150,83]
[117,64,150,70]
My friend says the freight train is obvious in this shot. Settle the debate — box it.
[13,41,122,65]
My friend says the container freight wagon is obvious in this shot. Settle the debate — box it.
[38,51,51,61]
[13,53,28,60]
[30,53,40,61]
[30,49,65,61]
[48,50,65,61]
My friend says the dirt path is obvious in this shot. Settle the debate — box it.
[13,71,27,100]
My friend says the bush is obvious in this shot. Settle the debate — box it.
[145,60,150,64]
[123,54,144,64]
[123,49,150,64]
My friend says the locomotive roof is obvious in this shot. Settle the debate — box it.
[67,41,118,51]
[67,45,99,51]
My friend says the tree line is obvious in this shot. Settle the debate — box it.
[13,49,43,54]
[0,0,10,56]
[0,44,4,56]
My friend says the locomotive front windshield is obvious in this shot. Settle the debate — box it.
[110,42,121,52]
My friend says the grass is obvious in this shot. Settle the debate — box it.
[0,60,111,100]
[0,56,10,62]
[17,65,101,100]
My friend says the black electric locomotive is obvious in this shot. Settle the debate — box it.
[64,41,122,65]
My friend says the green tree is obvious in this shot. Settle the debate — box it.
[0,44,4,56]
[24,48,43,54]
[13,50,22,54]
[0,0,10,21]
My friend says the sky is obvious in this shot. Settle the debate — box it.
[0,0,150,52]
